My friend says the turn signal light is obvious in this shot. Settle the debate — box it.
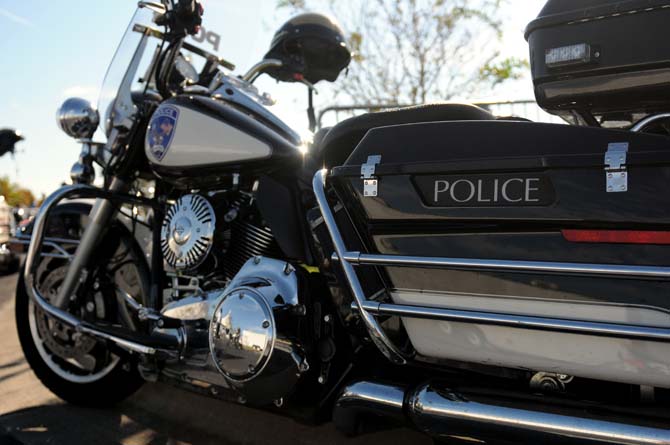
[562,229,670,245]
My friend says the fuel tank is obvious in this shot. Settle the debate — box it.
[145,95,301,186]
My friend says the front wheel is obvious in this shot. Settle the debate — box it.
[15,223,149,406]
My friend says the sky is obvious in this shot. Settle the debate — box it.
[0,0,546,197]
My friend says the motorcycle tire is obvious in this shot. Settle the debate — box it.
[15,269,145,407]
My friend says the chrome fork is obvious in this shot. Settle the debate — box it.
[49,177,126,309]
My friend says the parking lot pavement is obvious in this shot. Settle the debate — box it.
[0,270,429,445]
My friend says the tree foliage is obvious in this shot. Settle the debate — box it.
[278,0,526,105]
[0,176,35,207]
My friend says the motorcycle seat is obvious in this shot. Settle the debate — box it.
[312,103,494,168]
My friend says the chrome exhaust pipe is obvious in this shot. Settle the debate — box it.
[334,381,670,444]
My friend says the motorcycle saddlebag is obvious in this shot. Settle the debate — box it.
[526,0,670,116]
[329,120,670,387]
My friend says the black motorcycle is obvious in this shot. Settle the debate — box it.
[15,0,670,443]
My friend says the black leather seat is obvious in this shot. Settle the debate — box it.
[312,103,494,168]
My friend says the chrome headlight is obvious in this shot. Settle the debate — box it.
[56,97,100,139]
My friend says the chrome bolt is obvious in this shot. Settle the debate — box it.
[324,314,331,323]
[317,376,325,384]
[283,262,294,275]
[93,281,100,290]
[253,256,261,264]
[210,387,219,395]
[607,186,613,192]
[620,185,626,190]
[607,173,613,178]
[262,320,270,328]
[85,302,95,312]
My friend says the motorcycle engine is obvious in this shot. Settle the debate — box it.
[161,191,282,280]
[159,192,308,405]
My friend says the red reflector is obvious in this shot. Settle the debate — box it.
[562,230,670,245]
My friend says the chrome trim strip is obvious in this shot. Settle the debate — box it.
[338,252,670,279]
[312,170,406,364]
[359,301,670,342]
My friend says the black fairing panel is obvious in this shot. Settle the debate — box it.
[330,120,670,313]
[256,175,312,263]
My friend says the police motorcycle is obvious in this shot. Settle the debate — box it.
[16,0,670,442]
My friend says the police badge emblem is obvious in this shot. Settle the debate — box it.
[147,105,179,161]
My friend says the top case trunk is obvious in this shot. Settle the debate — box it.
[526,0,670,115]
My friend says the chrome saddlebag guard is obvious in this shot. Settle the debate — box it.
[313,120,670,388]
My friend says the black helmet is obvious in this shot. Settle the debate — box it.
[264,13,351,84]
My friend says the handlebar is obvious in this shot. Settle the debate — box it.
[241,59,283,83]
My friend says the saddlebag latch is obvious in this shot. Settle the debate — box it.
[361,155,381,197]
[604,142,628,193]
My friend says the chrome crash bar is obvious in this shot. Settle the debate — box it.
[24,184,177,357]
[312,170,670,363]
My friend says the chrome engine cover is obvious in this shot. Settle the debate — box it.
[161,194,215,270]
[158,257,308,405]
[209,257,308,403]
[210,288,274,381]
